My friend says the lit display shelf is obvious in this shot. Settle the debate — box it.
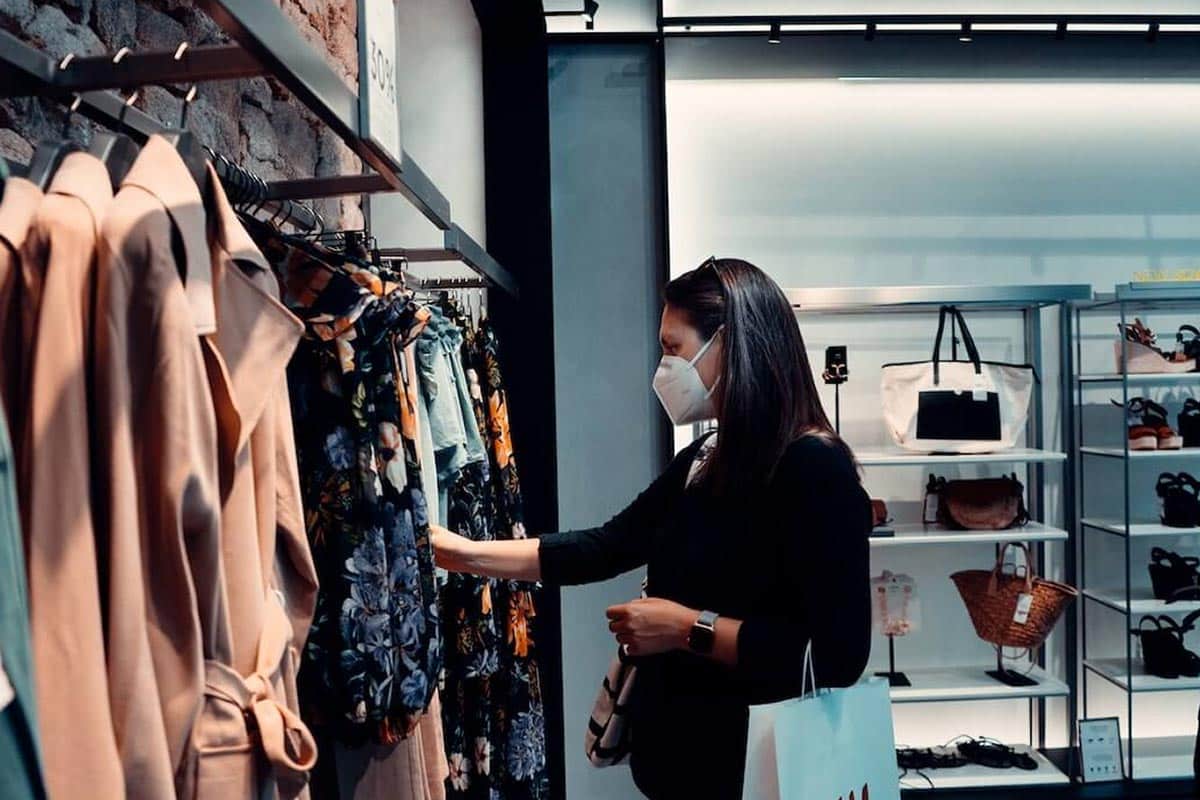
[1083,588,1200,615]
[898,746,1069,790]
[1085,658,1200,693]
[871,522,1068,548]
[856,448,1067,466]
[1082,518,1200,538]
[1080,446,1200,459]
[890,665,1069,703]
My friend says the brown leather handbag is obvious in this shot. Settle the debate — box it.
[924,473,1029,530]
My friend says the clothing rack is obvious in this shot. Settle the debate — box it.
[208,150,323,234]
[0,0,519,296]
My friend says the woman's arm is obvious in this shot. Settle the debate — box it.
[432,528,541,581]
[433,436,707,585]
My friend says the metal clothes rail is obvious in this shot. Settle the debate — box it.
[0,0,518,296]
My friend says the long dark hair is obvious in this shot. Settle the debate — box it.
[664,257,858,495]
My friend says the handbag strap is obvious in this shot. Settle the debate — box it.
[932,305,984,384]
[987,542,1034,595]
[800,639,818,699]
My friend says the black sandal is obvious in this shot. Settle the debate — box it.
[1181,398,1200,448]
[1157,474,1200,529]
[956,737,1038,771]
[1149,545,1200,601]
[1132,612,1200,679]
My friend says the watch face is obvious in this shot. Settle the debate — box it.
[689,614,716,653]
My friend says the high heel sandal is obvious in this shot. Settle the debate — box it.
[955,737,1038,771]
[1117,319,1197,374]
[1132,613,1200,679]
[1180,398,1200,448]
[1149,545,1200,601]
[1116,398,1183,450]
[1159,473,1200,529]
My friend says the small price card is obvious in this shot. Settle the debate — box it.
[1078,717,1124,783]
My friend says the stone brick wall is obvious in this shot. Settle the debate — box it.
[0,0,364,228]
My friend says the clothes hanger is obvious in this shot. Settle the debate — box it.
[88,49,141,189]
[155,43,211,195]
[27,54,83,190]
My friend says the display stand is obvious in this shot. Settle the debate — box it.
[875,634,912,687]
[789,283,1089,792]
[1075,283,1200,783]
[987,647,1039,688]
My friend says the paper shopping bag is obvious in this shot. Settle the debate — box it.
[743,645,899,800]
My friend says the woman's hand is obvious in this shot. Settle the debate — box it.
[431,524,475,573]
[606,597,698,657]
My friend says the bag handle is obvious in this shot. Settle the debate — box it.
[931,305,984,384]
[800,639,818,699]
[987,542,1034,595]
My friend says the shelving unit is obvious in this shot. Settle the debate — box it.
[789,284,1090,791]
[1074,282,1200,782]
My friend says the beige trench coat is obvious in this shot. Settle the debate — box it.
[178,163,318,800]
[93,135,229,799]
[21,153,125,800]
[0,177,40,432]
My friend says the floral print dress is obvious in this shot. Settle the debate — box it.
[439,312,549,800]
[270,232,442,746]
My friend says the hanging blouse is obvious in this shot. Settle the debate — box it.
[278,241,442,744]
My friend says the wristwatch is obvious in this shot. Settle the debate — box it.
[687,610,719,654]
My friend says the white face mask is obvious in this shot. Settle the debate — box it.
[653,328,722,425]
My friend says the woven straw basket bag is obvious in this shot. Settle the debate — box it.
[951,542,1077,649]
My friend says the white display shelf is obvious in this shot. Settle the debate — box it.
[1131,736,1197,781]
[1085,658,1200,693]
[889,665,1069,703]
[856,448,1067,466]
[1082,588,1200,615]
[1082,518,1200,538]
[871,522,1068,547]
[1080,446,1200,459]
[898,746,1070,790]
[1079,372,1200,384]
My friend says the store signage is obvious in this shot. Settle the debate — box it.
[1078,717,1123,783]
[358,0,402,170]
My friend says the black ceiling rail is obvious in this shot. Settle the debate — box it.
[663,12,1200,33]
[0,7,518,296]
[194,0,452,230]
[377,223,520,299]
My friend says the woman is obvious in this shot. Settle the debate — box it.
[433,258,871,799]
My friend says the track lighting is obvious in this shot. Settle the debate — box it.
[768,23,781,44]
[959,23,972,43]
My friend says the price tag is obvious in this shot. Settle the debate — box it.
[1013,593,1033,625]
[972,374,988,402]
[923,492,939,524]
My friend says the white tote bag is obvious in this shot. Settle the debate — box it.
[880,305,1034,454]
[743,644,899,800]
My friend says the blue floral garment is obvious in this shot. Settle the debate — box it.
[440,310,549,800]
[288,287,442,745]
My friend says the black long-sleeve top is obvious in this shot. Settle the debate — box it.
[538,433,872,799]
